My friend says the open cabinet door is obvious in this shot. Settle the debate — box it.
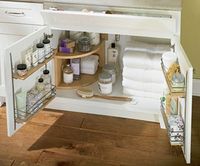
[161,36,193,164]
[4,26,55,137]
[175,37,193,164]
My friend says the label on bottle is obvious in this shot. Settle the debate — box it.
[63,73,73,84]
[98,82,112,95]
[108,48,118,64]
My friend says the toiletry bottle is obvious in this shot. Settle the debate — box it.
[70,58,81,80]
[107,42,119,65]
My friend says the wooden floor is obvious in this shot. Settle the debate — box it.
[0,97,199,166]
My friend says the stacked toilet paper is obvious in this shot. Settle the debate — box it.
[122,42,169,99]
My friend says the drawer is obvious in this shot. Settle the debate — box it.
[0,1,44,25]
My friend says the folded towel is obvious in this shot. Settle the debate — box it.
[123,67,164,83]
[123,50,161,70]
[122,78,165,94]
[123,87,162,99]
[125,40,171,54]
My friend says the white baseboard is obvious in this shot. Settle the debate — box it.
[193,79,200,96]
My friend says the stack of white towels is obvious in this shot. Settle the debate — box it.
[122,41,170,99]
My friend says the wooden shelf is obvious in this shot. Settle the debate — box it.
[55,41,104,60]
[13,51,56,80]
[57,68,101,89]
[161,61,185,97]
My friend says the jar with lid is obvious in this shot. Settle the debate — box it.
[89,33,100,46]
[70,58,81,80]
[63,64,73,84]
[36,43,45,63]
[36,78,45,92]
[98,72,112,95]
[77,32,91,52]
[42,69,52,92]
[17,64,27,76]
[102,64,116,84]
[43,37,52,59]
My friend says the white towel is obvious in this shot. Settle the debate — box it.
[125,40,171,54]
[122,67,164,83]
[123,87,161,99]
[123,50,161,70]
[122,78,165,94]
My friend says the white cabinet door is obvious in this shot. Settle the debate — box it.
[4,26,55,136]
[175,37,193,164]
[41,9,176,39]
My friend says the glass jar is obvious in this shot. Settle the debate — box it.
[98,72,112,95]
[36,78,45,92]
[43,38,52,58]
[103,64,116,84]
[63,64,73,84]
[42,69,52,92]
[36,43,45,63]
[17,64,27,76]
[32,47,39,67]
[77,32,91,52]
[70,58,81,80]
[89,33,100,45]
[172,72,185,87]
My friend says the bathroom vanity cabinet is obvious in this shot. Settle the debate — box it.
[0,0,192,164]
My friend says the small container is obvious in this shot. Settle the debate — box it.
[32,49,38,67]
[70,58,81,80]
[172,72,185,88]
[43,38,52,58]
[42,69,52,91]
[98,72,112,95]
[63,64,73,84]
[103,64,116,84]
[77,32,91,52]
[36,78,45,92]
[17,64,27,76]
[89,33,100,45]
[37,43,45,63]
[24,48,32,70]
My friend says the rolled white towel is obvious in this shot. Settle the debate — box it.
[122,78,165,94]
[122,67,164,83]
[123,50,162,70]
[125,40,171,54]
[123,87,162,99]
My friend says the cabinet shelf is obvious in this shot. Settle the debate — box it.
[55,41,104,59]
[57,68,101,89]
[13,50,56,80]
[161,60,185,97]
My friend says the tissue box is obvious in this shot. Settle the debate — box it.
[81,55,99,75]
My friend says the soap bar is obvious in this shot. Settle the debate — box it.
[59,47,74,53]
[60,39,76,48]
